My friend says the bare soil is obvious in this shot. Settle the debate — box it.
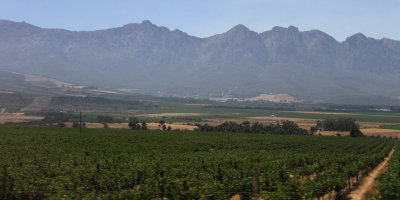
[244,93,299,103]
[347,149,394,200]
[0,113,43,124]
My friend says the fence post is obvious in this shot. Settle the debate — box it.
[2,165,7,200]
[253,168,259,200]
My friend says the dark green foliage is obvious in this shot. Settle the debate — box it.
[310,126,318,134]
[55,122,65,127]
[72,121,79,128]
[196,120,309,135]
[141,121,148,130]
[97,115,113,123]
[43,112,74,123]
[128,118,143,130]
[0,126,394,199]
[316,118,358,131]
[349,127,364,137]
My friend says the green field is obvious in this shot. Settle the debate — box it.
[0,126,395,199]
[141,104,400,124]
[379,124,400,130]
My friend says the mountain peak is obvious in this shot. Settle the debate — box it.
[348,32,367,40]
[345,33,370,46]
[229,24,251,33]
[269,26,299,34]
[141,20,153,26]
[288,26,299,32]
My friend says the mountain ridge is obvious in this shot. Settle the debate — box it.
[0,19,400,104]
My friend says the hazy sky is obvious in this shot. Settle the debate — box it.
[1,0,399,41]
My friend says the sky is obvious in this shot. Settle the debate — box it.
[0,0,399,41]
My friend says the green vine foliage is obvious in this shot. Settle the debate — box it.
[0,126,394,199]
[375,141,400,199]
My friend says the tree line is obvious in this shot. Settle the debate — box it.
[310,118,363,137]
[195,121,309,135]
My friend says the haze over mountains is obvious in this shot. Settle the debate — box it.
[1,19,400,104]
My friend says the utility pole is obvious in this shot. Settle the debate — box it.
[80,111,82,137]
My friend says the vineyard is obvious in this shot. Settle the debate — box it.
[0,126,396,199]
[375,142,400,199]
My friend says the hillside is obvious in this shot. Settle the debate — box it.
[1,19,400,104]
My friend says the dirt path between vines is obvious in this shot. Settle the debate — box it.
[347,148,394,200]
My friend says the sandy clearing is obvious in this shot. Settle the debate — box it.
[210,93,300,103]
[0,90,14,94]
[6,70,74,88]
[348,149,395,200]
[360,128,400,138]
[0,113,43,124]
[244,93,299,103]
[89,89,120,94]
[136,113,205,117]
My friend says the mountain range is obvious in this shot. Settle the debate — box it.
[1,19,400,104]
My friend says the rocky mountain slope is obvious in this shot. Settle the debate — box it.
[1,19,399,103]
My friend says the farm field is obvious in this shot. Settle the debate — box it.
[0,126,395,199]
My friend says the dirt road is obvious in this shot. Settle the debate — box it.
[347,149,395,200]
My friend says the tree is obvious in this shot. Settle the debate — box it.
[97,115,113,123]
[56,122,65,127]
[310,126,318,135]
[350,127,364,137]
[141,121,148,130]
[159,120,166,128]
[72,121,79,128]
[129,118,141,130]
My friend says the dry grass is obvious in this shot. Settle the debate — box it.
[0,113,43,124]
[0,90,14,94]
[6,71,74,88]
[244,93,299,103]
